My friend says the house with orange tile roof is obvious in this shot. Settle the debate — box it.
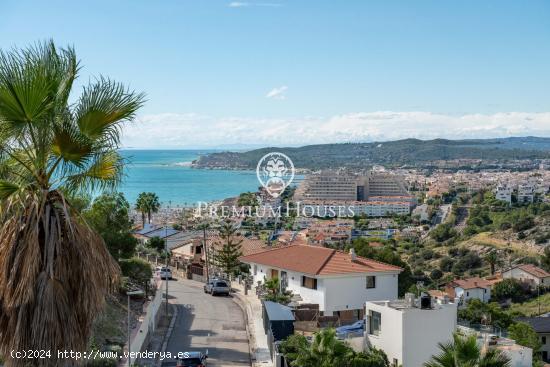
[240,244,402,317]
[445,277,494,305]
[502,264,550,288]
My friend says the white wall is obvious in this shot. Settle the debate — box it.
[366,303,404,365]
[455,286,491,304]
[248,262,398,314]
[323,274,398,315]
[502,268,550,286]
[365,301,457,367]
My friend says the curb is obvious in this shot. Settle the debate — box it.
[155,303,178,367]
[231,286,255,367]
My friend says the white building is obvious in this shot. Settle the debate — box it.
[445,277,494,305]
[502,264,550,288]
[495,183,512,204]
[350,201,411,217]
[240,245,402,317]
[365,295,457,367]
[458,325,533,367]
[412,203,430,222]
[518,181,535,203]
[516,317,550,363]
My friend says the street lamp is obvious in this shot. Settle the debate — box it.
[198,221,210,283]
[164,202,170,316]
[126,290,144,367]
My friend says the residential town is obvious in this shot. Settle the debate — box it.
[2,3,550,367]
[121,166,550,367]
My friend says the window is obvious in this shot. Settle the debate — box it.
[543,351,548,362]
[392,359,399,367]
[466,291,469,297]
[542,336,547,345]
[253,265,257,275]
[302,276,317,290]
[366,276,376,289]
[368,310,381,336]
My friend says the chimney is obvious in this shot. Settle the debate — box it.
[350,248,356,261]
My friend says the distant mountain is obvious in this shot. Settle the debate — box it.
[192,137,550,170]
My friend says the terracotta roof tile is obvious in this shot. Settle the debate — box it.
[239,245,402,276]
[516,264,550,279]
[450,277,492,290]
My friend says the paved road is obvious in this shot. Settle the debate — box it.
[160,279,251,367]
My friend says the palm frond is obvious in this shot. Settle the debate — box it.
[0,180,20,199]
[64,151,124,193]
[76,77,145,143]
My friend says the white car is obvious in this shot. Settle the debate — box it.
[157,266,172,280]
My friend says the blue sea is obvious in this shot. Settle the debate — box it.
[119,150,259,206]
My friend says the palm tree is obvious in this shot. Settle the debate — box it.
[425,333,511,367]
[292,328,356,367]
[135,192,160,224]
[145,192,160,223]
[0,41,144,366]
[136,192,149,226]
[484,250,502,275]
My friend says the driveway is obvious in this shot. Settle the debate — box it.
[160,279,251,367]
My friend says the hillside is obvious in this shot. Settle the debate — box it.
[192,137,550,170]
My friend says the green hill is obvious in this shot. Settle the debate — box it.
[193,137,550,170]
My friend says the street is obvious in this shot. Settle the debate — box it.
[160,279,251,367]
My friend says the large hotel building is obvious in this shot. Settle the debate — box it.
[294,171,415,217]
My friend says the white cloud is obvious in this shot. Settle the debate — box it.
[121,111,550,149]
[266,85,288,100]
[228,1,281,7]
[228,2,249,7]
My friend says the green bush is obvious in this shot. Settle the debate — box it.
[493,278,525,302]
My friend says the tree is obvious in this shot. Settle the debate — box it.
[541,247,550,272]
[0,41,144,366]
[430,223,457,242]
[135,192,160,224]
[84,192,137,259]
[484,251,502,275]
[425,333,510,367]
[350,238,414,296]
[213,221,243,276]
[289,328,390,367]
[508,322,542,358]
[458,299,514,329]
[147,236,166,253]
[493,278,524,302]
[263,277,292,305]
[119,257,153,295]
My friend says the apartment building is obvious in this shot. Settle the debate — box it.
[495,183,513,204]
[518,181,536,203]
[295,170,409,202]
[295,171,359,201]
[365,294,457,367]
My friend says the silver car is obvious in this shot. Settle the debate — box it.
[203,279,230,296]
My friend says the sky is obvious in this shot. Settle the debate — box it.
[2,0,550,148]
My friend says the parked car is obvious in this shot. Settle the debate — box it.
[158,266,172,280]
[203,279,230,296]
[335,319,364,338]
[176,351,208,367]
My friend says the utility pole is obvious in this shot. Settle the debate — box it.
[199,222,210,283]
